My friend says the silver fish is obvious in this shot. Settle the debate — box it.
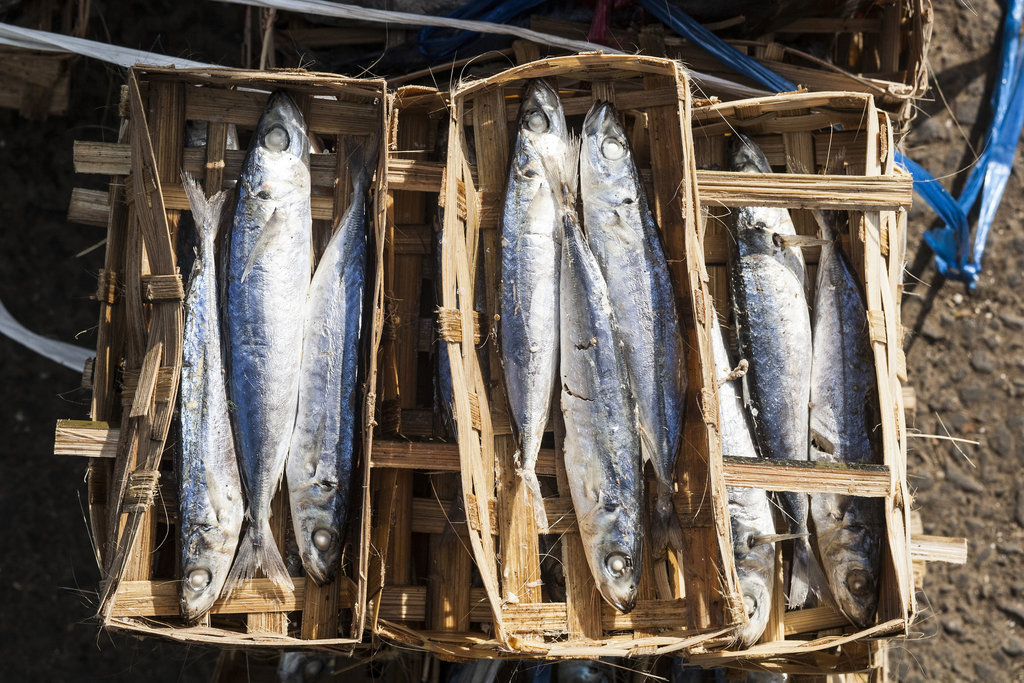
[808,210,882,627]
[224,91,312,591]
[558,136,643,613]
[712,313,774,648]
[286,139,376,584]
[729,133,813,608]
[580,101,686,559]
[500,79,568,529]
[178,174,244,620]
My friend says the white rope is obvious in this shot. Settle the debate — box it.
[0,300,93,372]
[216,0,768,98]
[0,22,217,69]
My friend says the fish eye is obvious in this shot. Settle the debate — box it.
[526,110,548,133]
[187,568,211,591]
[846,570,872,597]
[601,137,625,160]
[743,592,758,617]
[263,124,289,152]
[313,529,333,552]
[256,189,272,200]
[605,552,631,578]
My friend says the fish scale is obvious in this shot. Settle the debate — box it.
[558,135,643,614]
[808,210,883,628]
[224,91,312,592]
[285,138,376,585]
[178,175,243,620]
[728,133,814,609]
[499,79,568,529]
[579,101,686,560]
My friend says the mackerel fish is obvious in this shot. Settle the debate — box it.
[580,101,686,559]
[558,136,643,613]
[286,139,377,584]
[808,210,882,627]
[729,133,813,608]
[712,312,774,647]
[178,174,244,620]
[500,79,568,528]
[225,91,312,591]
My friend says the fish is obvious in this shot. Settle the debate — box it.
[285,138,377,584]
[579,101,686,560]
[500,79,568,529]
[558,135,643,613]
[807,210,883,627]
[728,133,813,608]
[224,91,312,592]
[177,173,244,620]
[556,660,614,683]
[711,312,775,648]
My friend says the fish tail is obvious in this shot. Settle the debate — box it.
[787,536,813,609]
[519,467,549,530]
[180,171,230,244]
[344,134,380,195]
[223,522,295,597]
[650,481,683,560]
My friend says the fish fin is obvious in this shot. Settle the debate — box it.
[223,521,295,597]
[180,171,230,244]
[787,536,813,609]
[344,134,379,195]
[519,468,549,530]
[240,208,286,284]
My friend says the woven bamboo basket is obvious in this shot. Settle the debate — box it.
[363,85,502,658]
[677,90,965,674]
[54,66,386,650]
[529,0,932,131]
[434,53,747,658]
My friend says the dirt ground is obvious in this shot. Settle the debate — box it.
[0,0,1017,680]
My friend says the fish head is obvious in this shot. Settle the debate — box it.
[556,660,613,683]
[733,561,773,647]
[731,519,774,647]
[515,79,568,160]
[580,101,637,198]
[817,500,882,628]
[729,132,773,174]
[579,495,641,613]
[241,90,311,203]
[180,522,239,621]
[292,478,346,585]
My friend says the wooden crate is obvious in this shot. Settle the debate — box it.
[54,66,386,649]
[680,90,965,673]
[436,53,745,658]
[529,0,932,131]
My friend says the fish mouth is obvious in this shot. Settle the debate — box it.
[583,100,616,136]
[524,79,559,107]
[265,90,304,124]
[729,132,772,174]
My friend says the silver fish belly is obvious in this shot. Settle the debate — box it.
[712,313,774,648]
[178,175,244,620]
[286,140,375,585]
[579,101,686,560]
[729,133,813,608]
[500,79,568,528]
[225,91,312,591]
[808,211,883,628]
[559,140,643,613]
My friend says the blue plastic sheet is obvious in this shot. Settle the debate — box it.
[902,0,1024,286]
[418,0,547,60]
[635,0,797,93]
